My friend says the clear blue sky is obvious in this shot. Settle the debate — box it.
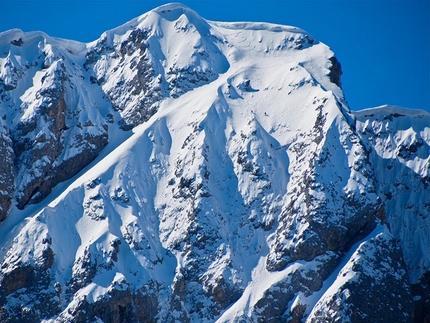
[1,0,428,112]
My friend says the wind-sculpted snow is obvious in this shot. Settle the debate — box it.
[84,3,229,130]
[0,3,428,323]
[353,107,430,322]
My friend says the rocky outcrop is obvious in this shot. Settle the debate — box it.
[354,107,430,323]
[0,30,109,217]
[307,230,413,323]
[412,272,430,323]
[266,98,380,273]
[328,56,342,88]
[12,60,108,208]
[0,122,14,221]
[57,284,159,323]
[84,7,229,131]
[84,28,161,131]
[0,240,56,323]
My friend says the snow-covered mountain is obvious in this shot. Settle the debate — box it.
[0,3,429,323]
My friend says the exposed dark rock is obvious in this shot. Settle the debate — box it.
[328,56,342,88]
[412,271,430,323]
[266,192,378,273]
[0,255,59,323]
[85,28,162,131]
[0,288,60,323]
[307,232,413,323]
[57,283,159,323]
[0,265,35,295]
[69,247,98,294]
[38,246,55,270]
[0,124,14,221]
[202,276,242,311]
[11,38,23,46]
[11,63,109,209]
[251,252,339,322]
[288,303,307,323]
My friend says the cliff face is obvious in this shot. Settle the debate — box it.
[0,4,429,323]
[0,31,109,215]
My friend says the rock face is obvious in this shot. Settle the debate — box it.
[0,120,14,221]
[0,30,109,216]
[0,3,429,323]
[307,229,413,323]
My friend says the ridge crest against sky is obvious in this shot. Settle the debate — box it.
[0,0,428,112]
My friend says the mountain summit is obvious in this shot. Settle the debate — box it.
[0,4,429,322]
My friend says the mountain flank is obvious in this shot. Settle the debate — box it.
[0,3,429,323]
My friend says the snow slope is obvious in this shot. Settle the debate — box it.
[0,3,428,323]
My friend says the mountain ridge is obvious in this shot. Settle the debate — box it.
[0,3,429,323]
